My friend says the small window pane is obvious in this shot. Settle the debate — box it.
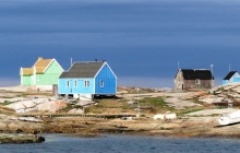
[85,80,90,87]
[100,80,104,87]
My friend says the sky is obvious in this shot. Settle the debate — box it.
[1,0,240,88]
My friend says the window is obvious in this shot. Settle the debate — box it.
[100,80,104,87]
[195,79,201,84]
[74,80,78,87]
[67,81,70,87]
[85,80,90,87]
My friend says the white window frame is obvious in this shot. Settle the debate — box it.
[85,80,90,87]
[74,80,78,87]
[100,80,104,88]
[66,80,70,87]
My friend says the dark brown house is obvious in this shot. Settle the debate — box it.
[174,69,214,91]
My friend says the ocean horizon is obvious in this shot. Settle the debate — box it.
[0,76,223,89]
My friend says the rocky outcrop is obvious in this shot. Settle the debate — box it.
[0,133,45,144]
[5,98,67,113]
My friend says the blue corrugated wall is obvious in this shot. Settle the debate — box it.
[58,78,95,94]
[95,64,117,95]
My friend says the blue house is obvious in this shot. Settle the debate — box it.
[58,61,117,98]
[222,71,240,85]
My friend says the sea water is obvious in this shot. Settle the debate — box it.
[0,134,240,153]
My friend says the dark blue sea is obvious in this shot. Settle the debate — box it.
[0,134,240,153]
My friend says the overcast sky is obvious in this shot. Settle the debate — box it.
[1,0,240,88]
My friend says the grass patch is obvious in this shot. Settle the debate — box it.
[1,101,12,106]
[85,99,134,114]
[139,97,175,114]
[139,97,170,108]
[96,99,123,108]
[176,107,204,117]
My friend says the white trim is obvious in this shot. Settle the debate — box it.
[94,61,117,94]
[20,67,23,76]
[65,61,76,72]
[94,62,117,79]
[58,79,60,94]
[20,67,23,85]
[107,62,118,79]
[84,80,90,88]
[93,78,96,94]
[43,58,64,73]
[115,77,118,93]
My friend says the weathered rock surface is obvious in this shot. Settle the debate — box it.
[0,133,45,144]
[5,98,67,113]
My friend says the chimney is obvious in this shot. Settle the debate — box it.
[38,57,43,61]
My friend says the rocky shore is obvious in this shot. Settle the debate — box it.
[1,85,240,141]
[1,115,240,140]
[0,133,45,144]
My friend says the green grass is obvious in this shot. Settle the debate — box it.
[96,100,123,108]
[139,97,168,107]
[176,107,203,116]
[139,97,175,114]
[1,101,12,106]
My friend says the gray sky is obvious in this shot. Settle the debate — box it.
[1,0,240,87]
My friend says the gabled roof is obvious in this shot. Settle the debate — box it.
[223,71,238,80]
[21,57,55,75]
[22,68,33,75]
[60,61,105,78]
[178,69,214,80]
[34,57,52,74]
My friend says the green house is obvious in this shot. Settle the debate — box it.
[20,57,64,90]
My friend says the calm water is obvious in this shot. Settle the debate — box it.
[0,134,240,153]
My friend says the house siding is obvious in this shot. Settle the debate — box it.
[95,64,117,95]
[174,70,214,91]
[182,80,213,91]
[35,61,63,85]
[20,58,63,87]
[174,71,184,90]
[223,73,240,85]
[58,78,95,94]
[22,75,31,86]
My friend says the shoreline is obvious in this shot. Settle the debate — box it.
[1,85,240,141]
[0,133,45,144]
[2,116,240,140]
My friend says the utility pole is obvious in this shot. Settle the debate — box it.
[210,64,214,74]
[70,57,73,66]
[136,88,140,117]
[210,64,214,88]
[177,61,180,70]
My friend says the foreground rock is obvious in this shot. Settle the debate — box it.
[1,115,240,138]
[0,133,45,144]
